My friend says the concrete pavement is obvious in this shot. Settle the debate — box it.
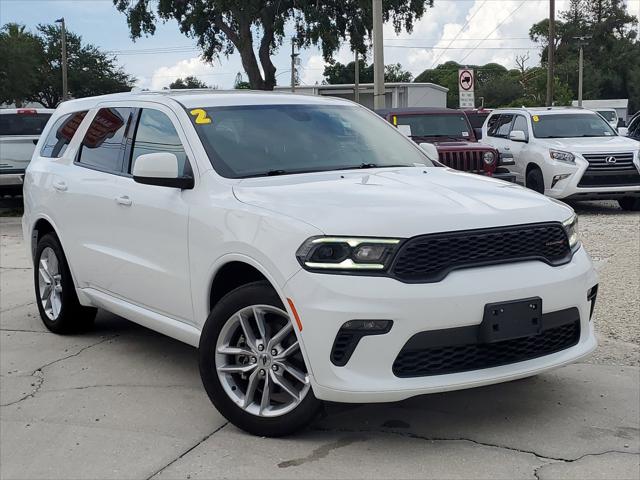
[1,207,639,479]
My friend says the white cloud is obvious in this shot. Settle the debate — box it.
[147,56,237,90]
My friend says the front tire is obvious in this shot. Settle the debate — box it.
[199,281,322,437]
[34,233,97,333]
[618,197,640,211]
[526,167,545,194]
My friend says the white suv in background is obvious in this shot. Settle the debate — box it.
[481,107,640,211]
[0,108,54,196]
[24,91,598,436]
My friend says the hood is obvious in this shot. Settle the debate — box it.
[233,167,573,238]
[543,135,638,153]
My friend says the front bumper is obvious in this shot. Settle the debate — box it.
[283,246,598,403]
[545,155,640,200]
[493,170,517,183]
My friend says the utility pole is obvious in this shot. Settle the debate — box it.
[545,0,555,106]
[574,36,590,107]
[372,0,385,109]
[354,51,360,104]
[577,44,583,107]
[55,17,68,102]
[290,38,298,93]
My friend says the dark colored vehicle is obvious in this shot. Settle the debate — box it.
[464,108,493,139]
[377,107,514,181]
[627,112,640,142]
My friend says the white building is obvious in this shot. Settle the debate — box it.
[571,99,629,121]
[274,82,448,109]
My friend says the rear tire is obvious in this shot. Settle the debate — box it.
[618,197,640,211]
[526,167,545,194]
[34,233,97,333]
[199,281,322,437]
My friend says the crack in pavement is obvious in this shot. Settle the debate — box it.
[1,328,50,334]
[312,426,639,463]
[146,422,229,479]
[43,384,199,393]
[0,301,36,313]
[0,335,117,407]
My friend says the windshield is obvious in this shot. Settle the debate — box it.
[532,113,617,138]
[0,113,51,136]
[596,110,616,122]
[394,113,471,139]
[189,104,434,178]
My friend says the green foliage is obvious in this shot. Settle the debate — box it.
[0,24,44,107]
[169,76,209,89]
[529,0,640,111]
[113,0,433,90]
[323,60,412,84]
[0,23,135,108]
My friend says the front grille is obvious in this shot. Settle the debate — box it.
[438,150,485,173]
[578,152,640,187]
[393,320,580,377]
[391,223,572,283]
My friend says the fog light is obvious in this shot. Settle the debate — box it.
[551,173,571,188]
[342,320,392,331]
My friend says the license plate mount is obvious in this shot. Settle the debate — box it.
[480,297,543,343]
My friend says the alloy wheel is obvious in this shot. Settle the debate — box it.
[38,247,63,320]
[215,305,310,417]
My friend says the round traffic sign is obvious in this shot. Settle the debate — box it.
[459,70,474,91]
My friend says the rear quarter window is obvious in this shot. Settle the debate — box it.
[40,111,88,158]
[0,113,52,136]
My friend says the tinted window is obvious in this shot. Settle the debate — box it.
[130,109,190,176]
[78,108,134,172]
[596,110,616,122]
[532,113,616,138]
[393,113,471,139]
[467,113,489,129]
[40,111,88,158]
[512,115,528,135]
[0,113,52,136]
[488,114,514,137]
[190,104,435,178]
[628,117,639,138]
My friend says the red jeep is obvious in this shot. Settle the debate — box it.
[377,107,514,181]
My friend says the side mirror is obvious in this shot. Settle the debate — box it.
[419,142,439,162]
[509,130,528,143]
[473,127,483,140]
[132,153,194,189]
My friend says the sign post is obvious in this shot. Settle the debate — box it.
[458,69,475,109]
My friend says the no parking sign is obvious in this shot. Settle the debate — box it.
[459,69,475,108]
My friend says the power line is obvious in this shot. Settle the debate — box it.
[459,0,534,64]
[430,0,488,68]
[387,45,538,50]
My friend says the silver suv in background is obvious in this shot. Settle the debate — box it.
[0,108,54,196]
[481,107,640,211]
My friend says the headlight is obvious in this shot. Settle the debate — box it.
[296,237,401,271]
[550,149,575,163]
[562,214,580,250]
[483,151,495,164]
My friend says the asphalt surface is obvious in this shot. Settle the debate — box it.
[1,200,639,480]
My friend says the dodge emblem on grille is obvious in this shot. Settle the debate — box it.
[605,156,617,164]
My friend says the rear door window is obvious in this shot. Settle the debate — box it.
[40,111,88,158]
[129,109,191,176]
[0,112,52,136]
[77,107,134,173]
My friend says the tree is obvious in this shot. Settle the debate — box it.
[323,60,412,84]
[113,0,434,90]
[33,24,135,107]
[0,24,45,107]
[169,75,209,89]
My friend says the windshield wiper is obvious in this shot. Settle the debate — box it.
[266,169,287,176]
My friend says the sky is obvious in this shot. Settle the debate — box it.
[2,0,639,90]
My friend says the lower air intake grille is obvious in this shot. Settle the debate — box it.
[393,318,580,378]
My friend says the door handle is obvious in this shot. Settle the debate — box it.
[503,147,511,151]
[115,195,132,206]
[52,180,67,192]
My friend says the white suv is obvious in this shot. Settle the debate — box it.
[481,107,640,211]
[23,91,598,436]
